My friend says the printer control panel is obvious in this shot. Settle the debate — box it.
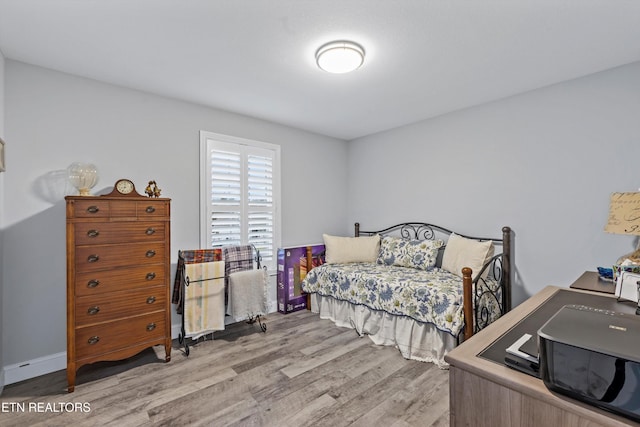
[566,304,619,316]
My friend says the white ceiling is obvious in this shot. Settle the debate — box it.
[1,1,639,140]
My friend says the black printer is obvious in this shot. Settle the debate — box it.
[539,304,640,422]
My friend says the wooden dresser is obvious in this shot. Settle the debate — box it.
[65,193,171,392]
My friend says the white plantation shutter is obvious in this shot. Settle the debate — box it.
[247,154,274,261]
[200,132,280,270]
[210,150,242,247]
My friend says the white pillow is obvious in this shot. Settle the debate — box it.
[323,234,380,264]
[441,233,494,279]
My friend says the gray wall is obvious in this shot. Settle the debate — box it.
[348,61,640,305]
[3,57,640,383]
[2,60,349,368]
[0,48,6,394]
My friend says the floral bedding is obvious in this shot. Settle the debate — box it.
[301,262,500,337]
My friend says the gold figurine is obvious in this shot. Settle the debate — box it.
[145,180,161,198]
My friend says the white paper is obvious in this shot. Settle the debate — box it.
[615,271,640,303]
[505,333,539,363]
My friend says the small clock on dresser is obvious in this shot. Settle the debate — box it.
[105,178,141,197]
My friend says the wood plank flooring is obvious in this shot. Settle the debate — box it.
[0,310,450,426]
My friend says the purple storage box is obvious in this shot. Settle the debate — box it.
[277,244,325,314]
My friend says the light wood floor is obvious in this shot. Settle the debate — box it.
[0,310,450,426]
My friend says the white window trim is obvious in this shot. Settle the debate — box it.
[199,130,281,272]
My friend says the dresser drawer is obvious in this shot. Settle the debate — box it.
[75,264,165,296]
[108,201,137,218]
[75,242,165,272]
[74,221,165,245]
[136,200,169,218]
[70,199,110,218]
[75,312,166,360]
[75,286,166,327]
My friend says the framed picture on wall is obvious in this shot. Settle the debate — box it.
[0,137,5,172]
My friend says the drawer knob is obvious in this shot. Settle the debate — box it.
[145,206,156,214]
[87,254,100,263]
[86,206,100,214]
[146,272,156,280]
[87,279,100,288]
[146,323,156,332]
[145,227,156,235]
[87,229,100,238]
[146,296,156,304]
[145,250,156,258]
[87,336,100,345]
[87,306,100,315]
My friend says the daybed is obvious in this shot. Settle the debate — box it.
[301,222,512,367]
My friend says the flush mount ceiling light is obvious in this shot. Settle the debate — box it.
[315,41,365,74]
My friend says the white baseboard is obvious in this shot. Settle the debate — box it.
[3,303,279,387]
[3,351,66,386]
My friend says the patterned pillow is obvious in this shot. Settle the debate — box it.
[377,236,444,270]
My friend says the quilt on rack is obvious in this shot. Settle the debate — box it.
[172,248,223,314]
[183,261,226,338]
[223,245,255,281]
[227,268,269,321]
[223,245,255,305]
[302,262,501,338]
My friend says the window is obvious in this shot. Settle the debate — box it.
[200,131,281,270]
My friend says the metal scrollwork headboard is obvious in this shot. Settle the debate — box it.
[355,222,454,241]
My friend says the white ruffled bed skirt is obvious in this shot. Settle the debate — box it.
[310,294,458,368]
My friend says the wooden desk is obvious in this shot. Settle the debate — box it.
[570,270,615,294]
[445,286,638,427]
